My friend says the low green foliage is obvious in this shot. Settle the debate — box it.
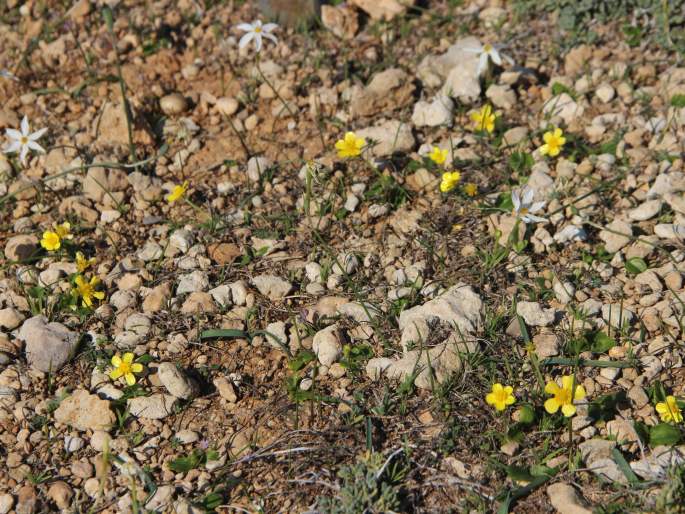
[316,451,408,513]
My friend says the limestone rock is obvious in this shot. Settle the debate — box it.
[128,394,177,420]
[19,315,80,372]
[5,234,38,262]
[356,120,415,157]
[54,389,115,431]
[350,68,415,118]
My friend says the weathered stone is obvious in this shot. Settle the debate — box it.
[19,316,80,372]
[54,389,115,431]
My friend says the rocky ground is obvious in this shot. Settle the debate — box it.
[2,0,685,512]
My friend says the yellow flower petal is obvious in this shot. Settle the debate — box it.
[110,368,124,380]
[544,398,560,414]
[544,381,559,395]
[111,354,122,367]
[131,363,144,373]
[125,373,136,386]
[561,403,577,417]
[123,353,135,364]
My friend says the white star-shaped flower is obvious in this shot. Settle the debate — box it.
[466,42,514,77]
[512,186,546,224]
[4,115,47,166]
[237,20,278,53]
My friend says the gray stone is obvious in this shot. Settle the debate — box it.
[356,120,415,157]
[312,324,343,366]
[542,93,584,124]
[516,301,556,327]
[628,200,662,221]
[157,363,199,400]
[411,95,454,127]
[19,315,79,372]
[599,219,632,253]
[177,271,209,294]
[5,234,38,262]
[0,308,25,330]
[258,0,320,27]
[247,156,272,182]
[252,274,293,300]
[601,304,635,328]
[546,483,592,514]
[128,394,177,420]
[54,389,115,431]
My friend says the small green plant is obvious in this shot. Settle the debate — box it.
[316,451,408,513]
[168,448,219,473]
[656,463,685,512]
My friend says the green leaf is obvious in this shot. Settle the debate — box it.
[649,423,682,446]
[509,151,533,172]
[168,450,205,473]
[592,332,616,353]
[200,329,249,340]
[517,404,536,424]
[541,357,633,368]
[505,465,535,482]
[625,257,648,275]
[671,94,685,109]
[612,448,640,484]
[288,350,316,372]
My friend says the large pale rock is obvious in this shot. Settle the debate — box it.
[312,324,343,366]
[542,93,584,125]
[321,4,358,39]
[411,95,454,127]
[96,102,152,147]
[82,164,128,204]
[546,483,592,514]
[369,284,482,389]
[647,172,685,199]
[128,394,176,420]
[54,389,115,431]
[258,0,321,27]
[356,120,415,157]
[349,0,413,20]
[252,274,293,300]
[5,234,38,262]
[19,315,80,372]
[599,219,632,253]
[350,68,415,118]
[157,362,199,400]
[398,284,482,351]
[516,301,556,327]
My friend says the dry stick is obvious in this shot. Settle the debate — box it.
[103,7,137,164]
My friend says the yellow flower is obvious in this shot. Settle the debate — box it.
[166,181,189,203]
[75,252,96,273]
[53,222,73,240]
[486,383,516,411]
[335,131,365,158]
[539,127,566,157]
[440,171,461,193]
[470,105,496,134]
[109,353,144,386]
[72,275,105,308]
[40,231,61,251]
[544,375,586,417]
[656,396,683,424]
[463,182,478,197]
[428,146,448,166]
